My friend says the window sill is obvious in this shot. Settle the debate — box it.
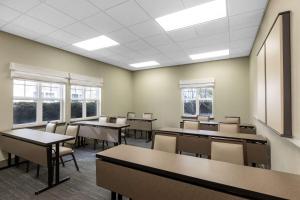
[70,117,99,123]
[12,121,66,130]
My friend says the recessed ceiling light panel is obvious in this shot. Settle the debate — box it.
[190,49,230,60]
[156,0,227,31]
[73,35,119,51]
[130,61,160,68]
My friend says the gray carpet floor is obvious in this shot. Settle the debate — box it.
[0,136,151,200]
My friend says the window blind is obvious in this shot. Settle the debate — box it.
[179,78,215,88]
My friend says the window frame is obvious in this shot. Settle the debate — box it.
[13,79,66,128]
[181,87,214,117]
[70,85,101,121]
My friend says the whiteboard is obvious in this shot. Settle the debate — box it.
[256,45,266,123]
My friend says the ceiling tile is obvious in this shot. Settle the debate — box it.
[63,22,99,39]
[106,0,149,26]
[83,11,122,34]
[182,0,212,8]
[136,0,184,18]
[139,46,161,56]
[108,28,139,43]
[10,15,56,35]
[92,48,115,57]
[0,19,6,28]
[2,23,40,40]
[196,18,229,37]
[124,39,150,51]
[129,20,163,38]
[48,30,81,44]
[156,44,183,54]
[26,4,75,28]
[36,35,69,48]
[168,27,198,42]
[144,33,172,46]
[179,32,229,49]
[46,0,99,20]
[230,37,254,50]
[229,9,264,30]
[230,26,259,41]
[228,0,268,16]
[0,0,40,12]
[0,4,21,23]
[88,0,128,10]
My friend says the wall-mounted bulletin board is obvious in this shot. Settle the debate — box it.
[256,11,292,138]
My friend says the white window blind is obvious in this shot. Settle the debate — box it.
[10,63,69,83]
[179,78,215,88]
[70,73,103,87]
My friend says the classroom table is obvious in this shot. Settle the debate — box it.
[180,120,256,134]
[73,121,130,145]
[156,127,269,168]
[126,117,157,142]
[0,129,75,195]
[96,145,300,200]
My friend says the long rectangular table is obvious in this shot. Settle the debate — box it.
[127,117,157,142]
[156,127,269,168]
[73,121,130,145]
[0,129,75,195]
[96,145,300,200]
[180,121,256,134]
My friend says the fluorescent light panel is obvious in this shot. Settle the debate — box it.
[130,61,160,68]
[73,35,119,51]
[190,49,229,60]
[156,0,227,31]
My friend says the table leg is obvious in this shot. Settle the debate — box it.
[8,153,11,166]
[118,194,122,200]
[118,129,121,145]
[15,156,19,167]
[55,143,60,184]
[146,131,152,143]
[111,191,116,200]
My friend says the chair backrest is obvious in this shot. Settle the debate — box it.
[99,116,108,123]
[65,125,79,146]
[224,116,240,124]
[127,112,136,119]
[197,115,210,122]
[183,120,199,130]
[211,140,244,165]
[45,122,57,133]
[142,113,153,120]
[116,117,127,125]
[153,134,177,154]
[218,123,239,133]
[177,135,211,156]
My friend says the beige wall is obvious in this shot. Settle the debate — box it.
[132,57,250,128]
[249,0,300,174]
[0,32,133,160]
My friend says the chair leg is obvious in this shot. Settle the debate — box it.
[71,153,79,171]
[134,130,137,139]
[60,157,65,167]
[36,165,40,178]
[26,161,30,173]
[123,136,127,145]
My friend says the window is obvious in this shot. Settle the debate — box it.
[182,87,214,116]
[13,79,65,127]
[71,86,100,120]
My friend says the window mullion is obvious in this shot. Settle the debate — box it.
[37,83,42,124]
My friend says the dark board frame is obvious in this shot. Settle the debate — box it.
[257,11,292,138]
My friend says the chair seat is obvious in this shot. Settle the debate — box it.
[53,146,74,156]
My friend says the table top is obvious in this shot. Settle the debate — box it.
[157,127,267,143]
[73,121,130,129]
[182,120,255,128]
[97,145,300,200]
[0,129,74,146]
[127,117,157,122]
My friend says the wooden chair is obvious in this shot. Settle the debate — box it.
[183,120,199,130]
[99,116,108,123]
[224,116,240,124]
[45,122,57,133]
[142,113,153,120]
[57,124,80,171]
[127,112,136,119]
[177,135,211,158]
[197,115,210,122]
[116,117,128,144]
[152,133,177,154]
[218,123,239,133]
[211,139,245,165]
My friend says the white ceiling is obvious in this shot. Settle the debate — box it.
[0,0,268,71]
